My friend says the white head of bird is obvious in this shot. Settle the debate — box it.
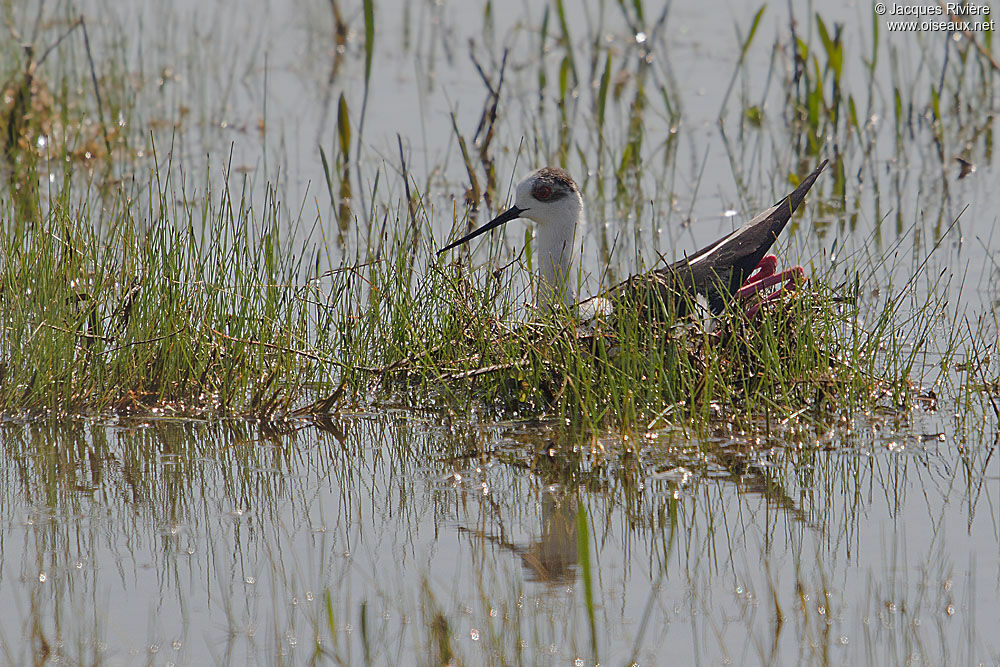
[438,167,585,309]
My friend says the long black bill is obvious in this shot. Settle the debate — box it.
[437,205,526,255]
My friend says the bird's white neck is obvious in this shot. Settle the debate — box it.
[532,201,583,309]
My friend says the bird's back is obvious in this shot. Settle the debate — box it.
[591,160,827,319]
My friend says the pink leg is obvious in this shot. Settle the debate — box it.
[743,271,803,317]
[736,255,805,317]
[737,266,804,300]
[743,255,777,287]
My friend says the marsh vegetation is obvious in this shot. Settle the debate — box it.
[0,0,997,663]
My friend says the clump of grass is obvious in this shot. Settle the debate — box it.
[0,5,973,427]
[0,158,339,418]
[0,152,962,429]
[344,260,924,430]
[324,173,963,432]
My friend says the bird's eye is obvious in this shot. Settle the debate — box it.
[534,184,552,200]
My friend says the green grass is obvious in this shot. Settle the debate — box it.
[0,157,335,417]
[0,158,967,431]
[0,2,995,432]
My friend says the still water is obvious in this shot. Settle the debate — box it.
[2,0,999,663]
[1,410,996,663]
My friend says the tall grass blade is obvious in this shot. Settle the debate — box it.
[355,0,376,212]
[718,4,767,118]
[554,0,578,87]
[576,502,598,663]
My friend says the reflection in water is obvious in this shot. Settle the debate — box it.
[458,488,579,585]
[0,412,996,664]
[522,493,578,585]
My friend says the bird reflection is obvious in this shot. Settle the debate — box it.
[456,488,579,586]
[517,492,578,584]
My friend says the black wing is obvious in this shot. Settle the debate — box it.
[655,160,828,314]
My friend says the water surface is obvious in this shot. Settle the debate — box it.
[3,0,999,663]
